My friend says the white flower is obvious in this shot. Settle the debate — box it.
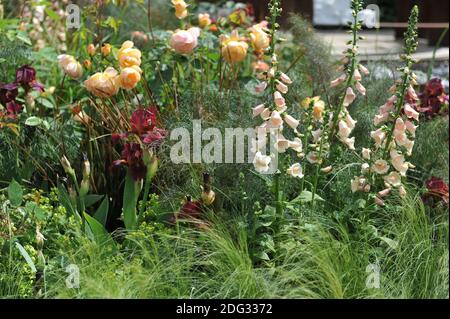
[390,149,409,176]
[342,137,355,150]
[312,129,322,142]
[306,151,321,164]
[287,163,304,178]
[253,151,271,173]
[276,81,288,94]
[280,72,293,84]
[362,148,371,160]
[274,135,290,153]
[252,104,265,118]
[371,128,386,147]
[343,87,356,107]
[255,81,267,93]
[269,111,283,128]
[284,114,299,129]
[274,91,286,108]
[359,64,370,75]
[289,138,303,153]
[361,163,370,174]
[384,171,402,187]
[372,159,390,175]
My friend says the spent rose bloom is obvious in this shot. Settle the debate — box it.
[170,28,200,54]
[84,67,120,98]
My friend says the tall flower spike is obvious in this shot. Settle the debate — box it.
[354,6,420,201]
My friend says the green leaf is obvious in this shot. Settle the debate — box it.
[25,202,46,221]
[83,212,111,245]
[57,183,82,224]
[85,194,104,207]
[8,179,23,207]
[380,236,399,250]
[16,31,32,45]
[291,190,325,204]
[45,8,60,22]
[15,242,37,273]
[94,196,109,227]
[254,251,270,261]
[25,116,43,127]
[38,98,55,109]
[122,172,142,230]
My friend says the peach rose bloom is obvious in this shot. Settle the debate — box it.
[198,13,212,28]
[119,66,142,90]
[170,28,200,54]
[118,41,142,68]
[58,54,83,79]
[221,30,248,63]
[84,67,120,98]
[172,0,188,19]
[249,24,270,55]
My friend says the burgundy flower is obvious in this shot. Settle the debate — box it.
[130,107,158,135]
[16,65,36,85]
[418,78,449,118]
[422,177,449,205]
[113,142,147,181]
[129,107,166,146]
[0,83,19,105]
[6,101,23,115]
[15,65,45,93]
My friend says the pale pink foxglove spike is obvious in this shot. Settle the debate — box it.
[280,73,293,84]
[404,104,420,121]
[288,138,303,153]
[354,69,362,82]
[390,150,409,176]
[270,110,283,128]
[405,120,418,137]
[260,108,271,120]
[274,91,286,108]
[276,81,288,94]
[373,113,389,126]
[287,163,304,178]
[355,81,366,96]
[359,64,370,75]
[343,87,356,106]
[252,104,265,118]
[284,114,299,130]
[255,81,268,93]
[330,74,347,87]
[384,171,402,187]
